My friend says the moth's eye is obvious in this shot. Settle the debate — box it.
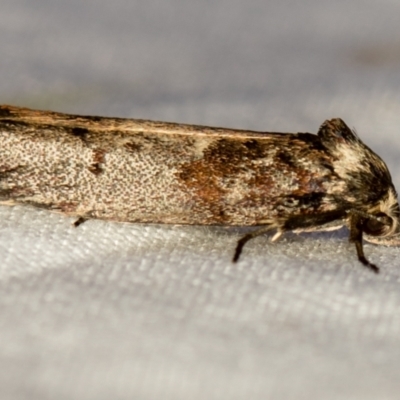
[363,213,393,236]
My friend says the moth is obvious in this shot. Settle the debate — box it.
[0,105,399,272]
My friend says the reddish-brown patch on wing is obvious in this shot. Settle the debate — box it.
[88,148,106,175]
[178,138,274,223]
[178,159,228,221]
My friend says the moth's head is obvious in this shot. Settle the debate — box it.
[318,118,400,245]
[363,188,400,246]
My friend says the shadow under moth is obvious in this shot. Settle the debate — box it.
[0,105,399,273]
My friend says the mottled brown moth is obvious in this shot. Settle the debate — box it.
[0,105,399,272]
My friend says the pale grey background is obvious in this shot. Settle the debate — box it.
[1,1,400,399]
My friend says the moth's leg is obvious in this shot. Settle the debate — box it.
[349,212,379,273]
[233,225,275,262]
[233,211,344,263]
[349,208,381,222]
[73,216,87,227]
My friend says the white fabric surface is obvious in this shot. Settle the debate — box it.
[1,1,400,399]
